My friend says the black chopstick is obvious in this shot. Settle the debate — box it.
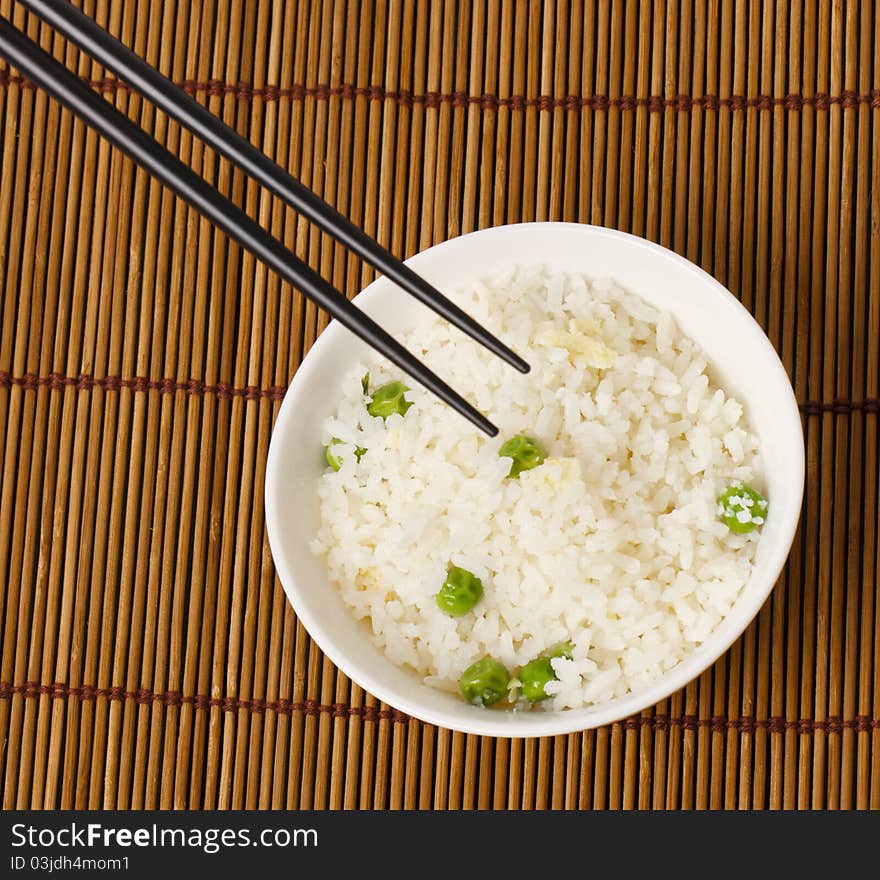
[0,15,498,436]
[19,0,530,378]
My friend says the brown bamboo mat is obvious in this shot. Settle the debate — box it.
[0,0,878,811]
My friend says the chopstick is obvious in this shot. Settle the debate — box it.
[21,0,528,377]
[17,0,531,376]
[0,13,502,436]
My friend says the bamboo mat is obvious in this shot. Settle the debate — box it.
[0,0,878,811]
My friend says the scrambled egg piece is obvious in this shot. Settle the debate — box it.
[355,567,382,592]
[532,319,616,369]
[520,456,583,491]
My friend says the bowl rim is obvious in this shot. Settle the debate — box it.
[265,222,805,737]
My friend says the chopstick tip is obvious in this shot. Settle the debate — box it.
[499,347,530,374]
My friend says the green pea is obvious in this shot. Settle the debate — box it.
[326,439,344,471]
[459,657,511,707]
[518,641,574,702]
[325,438,367,471]
[519,656,556,702]
[367,381,413,420]
[717,483,768,534]
[436,566,483,616]
[499,434,547,478]
[549,640,575,660]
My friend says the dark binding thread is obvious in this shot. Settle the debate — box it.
[1,682,876,733]
[1,70,878,114]
[1,372,877,416]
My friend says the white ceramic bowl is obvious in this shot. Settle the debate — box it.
[265,223,804,737]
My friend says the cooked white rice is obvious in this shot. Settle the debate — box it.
[310,264,764,711]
